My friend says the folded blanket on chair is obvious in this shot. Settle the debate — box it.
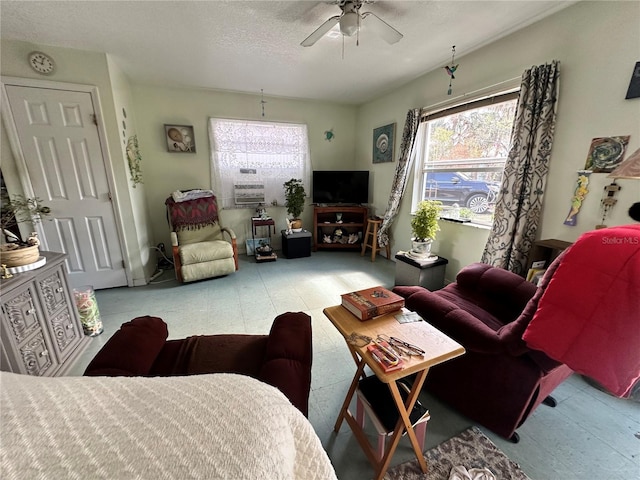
[171,189,215,202]
[166,195,219,231]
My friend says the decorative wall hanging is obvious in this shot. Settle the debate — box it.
[260,89,267,117]
[443,45,458,95]
[373,123,395,163]
[324,128,335,141]
[164,124,196,153]
[583,135,630,173]
[563,171,591,226]
[625,62,640,99]
[596,181,622,229]
[126,135,143,187]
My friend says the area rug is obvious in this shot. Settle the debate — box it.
[384,426,531,480]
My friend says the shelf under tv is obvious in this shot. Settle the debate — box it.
[313,205,368,252]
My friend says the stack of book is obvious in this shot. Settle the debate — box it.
[341,286,404,321]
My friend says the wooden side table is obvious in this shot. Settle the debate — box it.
[323,305,465,480]
[251,217,276,262]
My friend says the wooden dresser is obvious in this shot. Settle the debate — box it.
[1,251,90,376]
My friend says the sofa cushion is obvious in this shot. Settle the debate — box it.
[179,240,233,265]
[84,316,168,376]
[180,257,236,282]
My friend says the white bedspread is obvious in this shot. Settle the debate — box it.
[0,372,337,480]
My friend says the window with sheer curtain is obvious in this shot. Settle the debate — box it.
[208,118,311,209]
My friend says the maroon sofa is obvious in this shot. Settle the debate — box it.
[84,312,312,416]
[393,261,573,442]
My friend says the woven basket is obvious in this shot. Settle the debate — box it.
[0,245,40,267]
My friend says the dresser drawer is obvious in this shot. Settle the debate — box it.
[19,330,56,376]
[36,266,68,317]
[1,284,45,345]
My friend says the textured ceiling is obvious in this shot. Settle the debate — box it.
[1,1,575,104]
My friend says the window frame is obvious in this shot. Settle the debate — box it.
[412,87,520,226]
[208,118,311,210]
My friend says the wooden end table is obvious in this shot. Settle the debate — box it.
[323,305,465,480]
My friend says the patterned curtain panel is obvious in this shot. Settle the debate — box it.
[378,109,422,248]
[481,61,560,274]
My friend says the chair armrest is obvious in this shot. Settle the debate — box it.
[259,312,312,416]
[170,231,179,247]
[84,316,168,376]
[402,288,506,354]
[220,226,236,239]
[220,226,239,270]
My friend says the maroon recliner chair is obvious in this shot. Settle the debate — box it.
[84,312,312,417]
[393,260,572,442]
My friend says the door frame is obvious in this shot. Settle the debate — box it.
[1,76,131,286]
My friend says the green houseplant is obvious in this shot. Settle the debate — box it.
[283,178,306,231]
[410,200,442,258]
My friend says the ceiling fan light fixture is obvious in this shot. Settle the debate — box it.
[340,12,359,37]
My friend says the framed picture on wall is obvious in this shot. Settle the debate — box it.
[164,124,196,153]
[372,123,395,163]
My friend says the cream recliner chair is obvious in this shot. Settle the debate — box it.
[166,193,238,283]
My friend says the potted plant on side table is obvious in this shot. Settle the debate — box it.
[1,195,51,267]
[410,200,442,259]
[283,178,306,232]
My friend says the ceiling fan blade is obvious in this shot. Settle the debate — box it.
[361,12,403,44]
[301,15,341,47]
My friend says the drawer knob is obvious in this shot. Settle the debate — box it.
[27,308,36,315]
[56,287,64,293]
[66,324,74,330]
[39,350,49,357]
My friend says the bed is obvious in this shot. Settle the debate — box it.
[0,372,337,480]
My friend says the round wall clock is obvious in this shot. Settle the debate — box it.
[28,51,56,75]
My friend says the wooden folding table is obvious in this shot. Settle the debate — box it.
[323,305,465,480]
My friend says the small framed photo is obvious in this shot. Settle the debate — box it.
[164,124,196,153]
[373,123,396,163]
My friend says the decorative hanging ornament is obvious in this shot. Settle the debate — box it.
[596,181,622,229]
[260,89,267,117]
[444,45,458,95]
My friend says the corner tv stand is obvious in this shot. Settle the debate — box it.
[313,205,368,251]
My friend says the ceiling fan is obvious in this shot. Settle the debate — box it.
[301,0,403,47]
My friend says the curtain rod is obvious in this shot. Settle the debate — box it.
[421,76,521,115]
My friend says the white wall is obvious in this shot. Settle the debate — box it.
[106,55,154,284]
[355,1,640,281]
[131,84,358,252]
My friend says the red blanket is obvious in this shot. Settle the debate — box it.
[523,224,640,397]
[165,195,219,231]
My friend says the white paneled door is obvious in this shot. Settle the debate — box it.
[5,85,127,289]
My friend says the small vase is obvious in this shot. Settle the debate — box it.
[73,285,103,337]
[410,239,433,258]
[291,219,303,232]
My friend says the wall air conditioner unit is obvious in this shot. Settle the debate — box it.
[234,182,265,205]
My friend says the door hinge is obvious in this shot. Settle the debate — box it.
[108,191,112,201]
[90,114,98,126]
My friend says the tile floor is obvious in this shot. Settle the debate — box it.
[68,251,639,480]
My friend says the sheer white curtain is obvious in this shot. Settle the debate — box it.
[209,118,311,209]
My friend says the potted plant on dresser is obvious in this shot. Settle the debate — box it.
[283,178,306,232]
[0,195,51,267]
[410,200,442,259]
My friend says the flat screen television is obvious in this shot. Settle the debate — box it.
[312,170,369,205]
